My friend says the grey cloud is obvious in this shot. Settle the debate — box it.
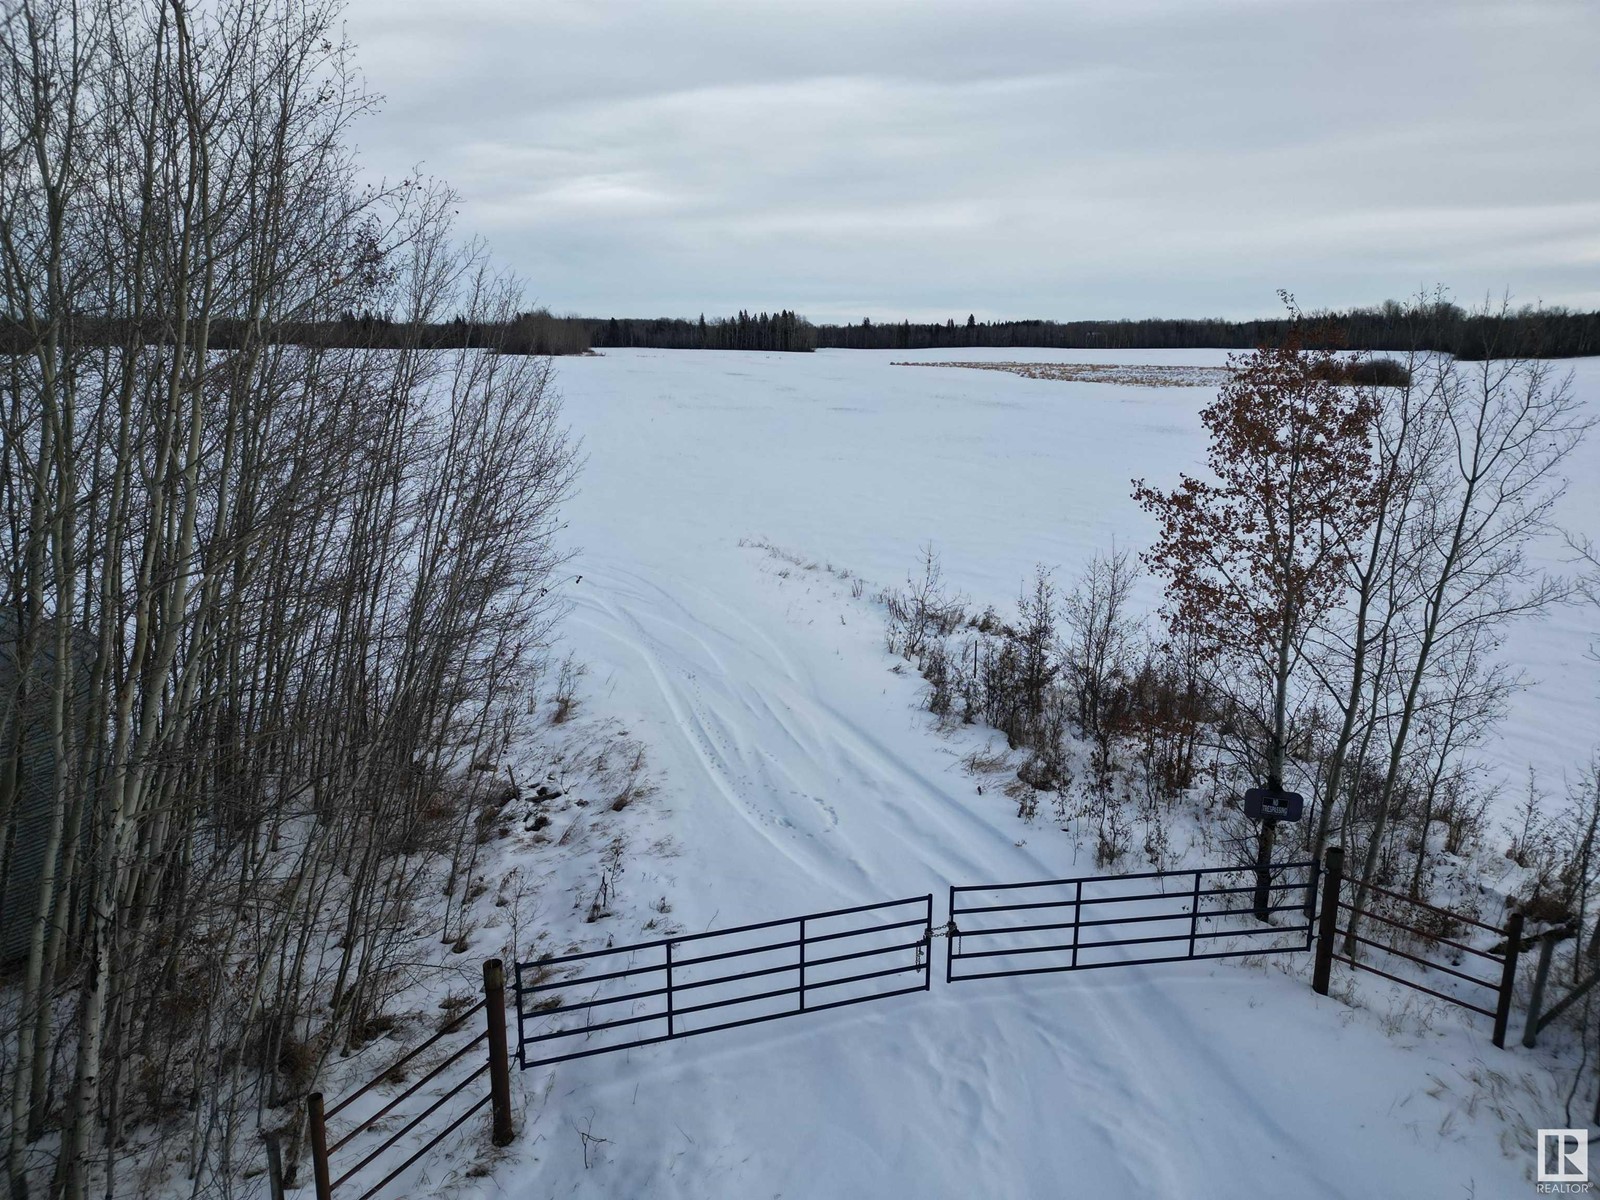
[341,0,1600,321]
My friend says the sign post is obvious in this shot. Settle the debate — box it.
[1243,787,1303,919]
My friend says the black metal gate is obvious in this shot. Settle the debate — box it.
[514,894,933,1069]
[947,860,1316,982]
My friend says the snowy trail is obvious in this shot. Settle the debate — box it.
[508,348,1585,1198]
[566,556,1046,905]
[555,554,1404,1200]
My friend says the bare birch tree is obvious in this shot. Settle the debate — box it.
[1342,326,1588,951]
[0,3,577,1197]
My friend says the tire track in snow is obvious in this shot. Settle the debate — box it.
[573,559,1049,899]
[565,566,872,897]
[562,555,1361,1195]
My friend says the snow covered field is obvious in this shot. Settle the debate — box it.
[492,347,1600,1198]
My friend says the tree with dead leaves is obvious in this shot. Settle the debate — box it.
[1134,301,1381,915]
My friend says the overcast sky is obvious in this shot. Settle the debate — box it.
[340,0,1599,324]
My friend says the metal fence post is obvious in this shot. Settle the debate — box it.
[306,1093,333,1200]
[512,959,525,1071]
[798,917,807,1011]
[483,959,515,1147]
[1523,930,1559,1048]
[1312,846,1343,996]
[665,940,675,1035]
[1492,911,1525,1050]
[945,885,957,985]
[1071,880,1082,969]
[1187,870,1202,958]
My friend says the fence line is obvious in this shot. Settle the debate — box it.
[514,894,933,1070]
[1521,923,1592,1048]
[280,851,1541,1192]
[304,960,514,1200]
[947,859,1317,983]
[1312,846,1524,1048]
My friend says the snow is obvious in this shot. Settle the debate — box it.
[273,346,1593,1199]
[560,346,1600,817]
[453,347,1600,1198]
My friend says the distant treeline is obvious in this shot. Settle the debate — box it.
[0,307,817,356]
[0,307,593,356]
[9,301,1597,360]
[814,302,1600,360]
[585,309,816,352]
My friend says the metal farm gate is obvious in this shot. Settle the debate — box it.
[946,860,1318,982]
[291,850,1544,1194]
[514,894,933,1069]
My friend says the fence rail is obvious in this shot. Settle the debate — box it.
[1312,847,1523,1048]
[514,895,933,1070]
[305,961,513,1200]
[280,850,1542,1195]
[1521,924,1591,1048]
[947,859,1317,983]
